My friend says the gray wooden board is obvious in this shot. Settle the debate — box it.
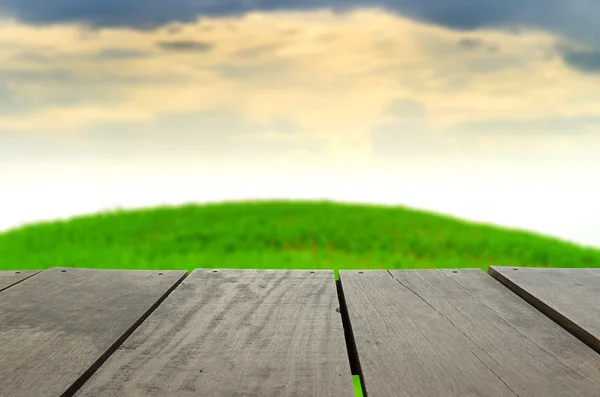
[0,270,40,292]
[489,266,600,353]
[75,269,354,397]
[0,267,187,397]
[340,269,600,397]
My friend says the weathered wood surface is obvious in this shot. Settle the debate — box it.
[75,269,354,397]
[340,269,600,397]
[489,266,600,354]
[0,267,187,397]
[0,270,40,292]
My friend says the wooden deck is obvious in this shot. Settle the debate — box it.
[1,267,599,397]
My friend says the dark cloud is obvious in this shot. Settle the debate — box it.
[457,37,498,53]
[0,1,197,30]
[95,48,150,59]
[166,24,184,35]
[556,45,600,73]
[0,0,498,29]
[1,0,599,74]
[157,40,213,52]
[14,49,150,63]
[398,1,525,30]
[0,0,590,37]
[458,37,484,49]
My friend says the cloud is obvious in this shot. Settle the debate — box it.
[1,0,599,51]
[371,121,432,158]
[95,48,150,59]
[0,0,192,30]
[1,9,600,168]
[556,45,600,73]
[455,116,600,135]
[157,40,213,51]
[0,107,324,171]
[372,97,438,160]
[457,37,498,53]
[234,43,283,58]
[371,114,600,172]
[8,49,150,65]
[2,1,600,88]
[383,98,427,119]
[78,110,326,165]
[0,81,21,115]
[396,1,526,30]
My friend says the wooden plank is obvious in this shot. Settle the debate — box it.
[0,270,40,292]
[75,269,354,397]
[0,267,187,397]
[489,266,600,354]
[340,269,600,397]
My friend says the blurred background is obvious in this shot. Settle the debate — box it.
[1,1,599,247]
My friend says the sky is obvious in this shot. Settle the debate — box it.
[1,0,599,248]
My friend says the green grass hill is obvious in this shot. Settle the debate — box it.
[1,200,599,274]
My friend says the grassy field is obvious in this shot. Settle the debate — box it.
[1,200,599,275]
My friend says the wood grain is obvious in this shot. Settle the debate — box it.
[0,267,187,397]
[75,269,354,397]
[489,266,600,354]
[340,269,600,397]
[0,270,40,292]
